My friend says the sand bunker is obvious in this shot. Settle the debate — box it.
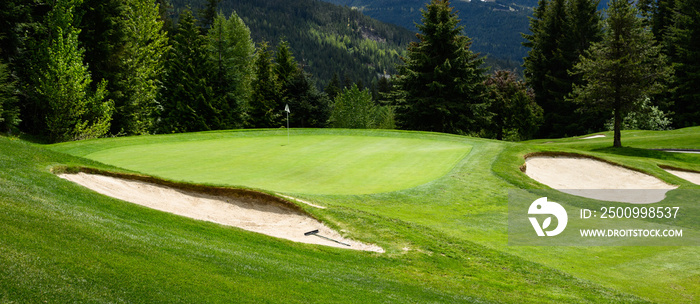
[581,134,606,139]
[663,168,700,185]
[524,156,677,203]
[59,172,383,252]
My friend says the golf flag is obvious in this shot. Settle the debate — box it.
[285,104,290,113]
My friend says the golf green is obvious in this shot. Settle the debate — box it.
[82,134,472,194]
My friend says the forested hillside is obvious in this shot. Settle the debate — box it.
[168,0,416,87]
[321,0,535,65]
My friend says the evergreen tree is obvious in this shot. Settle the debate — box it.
[249,42,282,128]
[199,0,222,33]
[35,0,113,142]
[523,0,603,138]
[114,0,169,135]
[570,0,673,147]
[394,0,488,135]
[159,9,216,133]
[206,11,255,129]
[274,39,301,95]
[285,71,330,128]
[0,60,20,133]
[666,0,700,127]
[324,73,342,100]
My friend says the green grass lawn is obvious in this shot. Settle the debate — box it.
[56,131,472,195]
[2,128,698,303]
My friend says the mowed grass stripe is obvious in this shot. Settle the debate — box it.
[82,135,472,195]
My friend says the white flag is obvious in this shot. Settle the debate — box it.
[285,104,290,113]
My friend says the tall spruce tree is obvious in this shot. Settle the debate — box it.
[395,0,487,135]
[570,0,673,147]
[159,10,216,133]
[206,11,255,129]
[523,0,603,138]
[248,42,282,128]
[113,0,168,135]
[666,0,700,127]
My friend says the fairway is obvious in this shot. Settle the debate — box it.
[81,133,472,194]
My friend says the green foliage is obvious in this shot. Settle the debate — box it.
[523,0,603,138]
[206,11,255,129]
[666,0,700,127]
[284,72,330,128]
[330,84,379,129]
[484,70,543,141]
[169,0,414,88]
[198,0,221,32]
[395,0,488,135]
[35,0,113,142]
[0,60,20,133]
[604,97,673,131]
[114,0,169,135]
[248,42,282,128]
[159,10,217,133]
[570,0,673,147]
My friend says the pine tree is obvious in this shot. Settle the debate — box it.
[35,0,113,142]
[666,0,700,127]
[206,11,255,129]
[523,0,603,137]
[159,9,216,133]
[274,39,301,96]
[395,0,488,135]
[114,0,168,135]
[324,73,342,100]
[570,0,673,147]
[0,60,20,133]
[198,0,222,33]
[284,71,330,128]
[248,42,282,128]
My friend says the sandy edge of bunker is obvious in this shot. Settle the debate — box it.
[523,153,678,203]
[57,171,383,253]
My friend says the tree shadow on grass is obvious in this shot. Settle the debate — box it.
[591,146,700,163]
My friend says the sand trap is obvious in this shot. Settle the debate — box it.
[663,168,700,185]
[59,173,383,252]
[524,156,677,203]
[581,134,606,139]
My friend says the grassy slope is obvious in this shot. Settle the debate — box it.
[2,135,644,303]
[3,128,697,302]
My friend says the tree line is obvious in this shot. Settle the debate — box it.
[1,0,697,146]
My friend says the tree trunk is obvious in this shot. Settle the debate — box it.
[613,105,622,148]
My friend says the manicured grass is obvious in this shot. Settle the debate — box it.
[53,131,471,194]
[1,134,647,303]
[5,127,699,303]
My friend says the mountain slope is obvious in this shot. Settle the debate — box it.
[322,0,534,64]
[169,0,416,87]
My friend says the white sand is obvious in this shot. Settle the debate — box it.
[581,134,606,139]
[664,168,700,185]
[59,173,383,252]
[524,156,677,203]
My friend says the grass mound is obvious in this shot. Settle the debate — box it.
[51,130,472,194]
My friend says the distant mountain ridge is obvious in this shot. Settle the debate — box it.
[321,0,535,65]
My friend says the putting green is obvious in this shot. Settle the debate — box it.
[83,134,472,194]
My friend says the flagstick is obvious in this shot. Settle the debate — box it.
[287,110,289,145]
